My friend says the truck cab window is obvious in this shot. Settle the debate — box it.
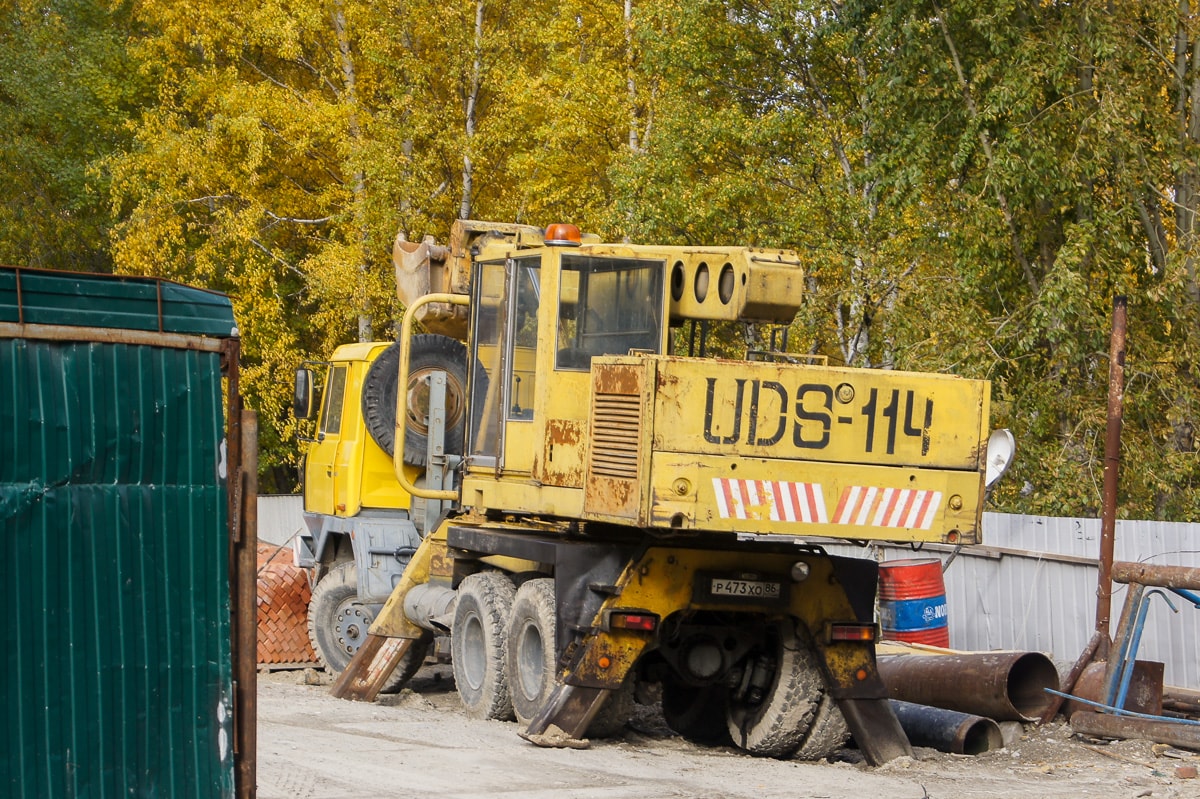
[468,261,505,461]
[507,261,540,420]
[556,256,665,370]
[319,365,347,436]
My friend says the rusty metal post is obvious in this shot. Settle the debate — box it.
[235,408,259,799]
[224,336,258,799]
[1095,296,1127,659]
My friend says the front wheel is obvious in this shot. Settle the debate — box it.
[307,562,429,693]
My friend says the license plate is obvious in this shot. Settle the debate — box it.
[709,577,782,600]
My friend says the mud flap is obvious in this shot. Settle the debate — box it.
[519,682,611,748]
[836,697,913,766]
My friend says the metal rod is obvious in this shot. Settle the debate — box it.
[1101,583,1145,709]
[1113,590,1176,711]
[1047,689,1200,726]
[1039,630,1103,724]
[1070,710,1200,750]
[0,321,229,353]
[1095,295,1127,657]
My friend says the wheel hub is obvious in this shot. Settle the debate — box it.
[334,602,372,656]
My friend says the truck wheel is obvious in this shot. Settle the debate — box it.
[792,693,850,761]
[361,334,469,467]
[452,571,516,720]
[506,578,557,725]
[662,679,733,745]
[307,562,430,693]
[586,680,636,738]
[724,620,824,758]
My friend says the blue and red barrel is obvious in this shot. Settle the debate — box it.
[878,558,950,648]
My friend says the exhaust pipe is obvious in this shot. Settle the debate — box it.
[890,701,1004,755]
[878,652,1060,722]
[404,583,457,634]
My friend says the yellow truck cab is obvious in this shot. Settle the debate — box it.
[294,342,428,680]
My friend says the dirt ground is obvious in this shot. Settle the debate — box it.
[255,665,1199,799]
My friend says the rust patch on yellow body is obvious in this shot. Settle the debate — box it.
[541,418,586,487]
[592,362,643,396]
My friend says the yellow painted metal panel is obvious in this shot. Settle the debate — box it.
[646,452,984,544]
[303,342,412,516]
[583,360,656,521]
[459,477,584,519]
[652,357,989,471]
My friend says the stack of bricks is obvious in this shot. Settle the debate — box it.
[256,543,319,666]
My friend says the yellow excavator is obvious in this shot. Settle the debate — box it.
[294,220,1012,764]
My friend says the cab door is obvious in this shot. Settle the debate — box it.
[466,256,541,475]
[303,363,349,516]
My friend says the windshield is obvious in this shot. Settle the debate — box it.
[556,255,665,370]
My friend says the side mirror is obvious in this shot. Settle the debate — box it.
[984,428,1016,488]
[294,368,317,420]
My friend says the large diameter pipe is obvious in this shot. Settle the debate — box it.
[890,701,1004,755]
[878,652,1060,722]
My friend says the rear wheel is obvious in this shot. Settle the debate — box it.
[452,571,516,720]
[307,562,429,693]
[724,620,826,758]
[662,678,732,746]
[506,578,557,725]
[792,693,850,761]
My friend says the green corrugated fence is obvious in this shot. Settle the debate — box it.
[1,267,240,798]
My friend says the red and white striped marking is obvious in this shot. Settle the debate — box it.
[711,478,943,531]
[833,486,942,530]
[712,478,828,523]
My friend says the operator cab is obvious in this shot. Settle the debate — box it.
[462,239,668,510]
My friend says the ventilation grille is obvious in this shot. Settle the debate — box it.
[589,392,641,479]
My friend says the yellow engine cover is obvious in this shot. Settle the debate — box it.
[582,356,990,545]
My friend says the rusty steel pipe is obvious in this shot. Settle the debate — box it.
[1111,561,1200,591]
[1096,295,1127,656]
[890,701,1004,755]
[1070,711,1200,750]
[878,652,1060,722]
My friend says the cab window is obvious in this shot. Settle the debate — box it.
[319,365,348,436]
[556,256,665,370]
[507,261,540,420]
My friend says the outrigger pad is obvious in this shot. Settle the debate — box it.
[519,683,610,748]
[837,697,913,766]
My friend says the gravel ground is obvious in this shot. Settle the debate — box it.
[255,665,1200,799]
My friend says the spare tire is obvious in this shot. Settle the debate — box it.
[361,334,470,466]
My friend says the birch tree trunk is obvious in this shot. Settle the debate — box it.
[333,0,372,341]
[461,0,484,220]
